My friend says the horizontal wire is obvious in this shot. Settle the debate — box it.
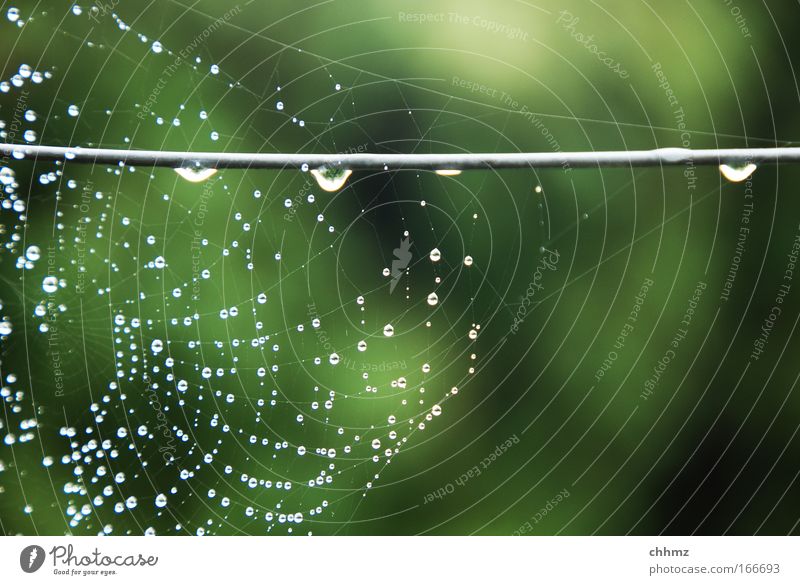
[1,143,799,170]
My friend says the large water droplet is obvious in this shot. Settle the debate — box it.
[0,167,15,186]
[435,169,462,176]
[426,292,439,306]
[429,248,441,262]
[463,255,474,267]
[175,166,218,183]
[0,320,11,336]
[42,276,58,293]
[310,166,352,192]
[383,324,394,337]
[720,163,757,183]
[25,245,40,261]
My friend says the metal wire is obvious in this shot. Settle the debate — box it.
[1,143,799,170]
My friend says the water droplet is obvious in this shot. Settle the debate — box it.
[310,166,352,192]
[431,404,442,416]
[155,493,167,508]
[175,166,218,183]
[463,255,473,267]
[0,320,11,336]
[329,353,340,365]
[429,248,441,262]
[383,324,394,337]
[276,101,284,110]
[371,438,381,449]
[6,8,20,23]
[435,169,462,176]
[426,292,439,306]
[67,104,80,117]
[0,167,15,186]
[720,163,757,183]
[42,276,58,293]
[151,41,163,54]
[357,340,367,352]
[468,329,478,340]
[25,245,40,261]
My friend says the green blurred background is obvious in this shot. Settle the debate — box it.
[1,0,799,535]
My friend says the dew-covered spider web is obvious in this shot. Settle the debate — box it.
[2,1,799,537]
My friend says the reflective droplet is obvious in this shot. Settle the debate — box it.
[464,255,473,267]
[720,163,757,183]
[435,169,462,176]
[42,276,58,293]
[426,292,439,306]
[310,166,352,192]
[0,320,11,336]
[431,404,442,416]
[25,245,41,261]
[429,248,441,262]
[0,167,15,186]
[357,340,367,352]
[175,167,218,183]
[151,41,163,54]
[383,324,394,337]
[67,104,80,117]
[329,353,340,365]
